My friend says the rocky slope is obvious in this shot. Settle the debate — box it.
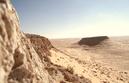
[26,34,91,83]
[50,38,129,83]
[0,0,91,83]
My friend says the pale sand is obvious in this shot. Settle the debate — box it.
[49,37,129,83]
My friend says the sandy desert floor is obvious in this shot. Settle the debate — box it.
[50,36,129,83]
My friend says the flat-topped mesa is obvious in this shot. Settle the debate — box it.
[78,36,109,46]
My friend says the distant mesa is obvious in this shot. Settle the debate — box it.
[78,36,109,46]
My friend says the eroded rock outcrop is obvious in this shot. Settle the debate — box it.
[0,0,52,83]
[78,36,109,46]
[26,34,53,56]
[0,0,91,83]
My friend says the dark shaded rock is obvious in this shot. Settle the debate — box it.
[78,36,109,46]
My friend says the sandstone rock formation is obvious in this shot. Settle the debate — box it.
[78,36,109,46]
[26,34,53,57]
[0,0,91,83]
[0,0,52,83]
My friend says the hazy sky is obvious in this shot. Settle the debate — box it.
[12,0,129,38]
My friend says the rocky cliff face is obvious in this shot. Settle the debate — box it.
[0,0,52,83]
[26,34,53,56]
[0,0,91,83]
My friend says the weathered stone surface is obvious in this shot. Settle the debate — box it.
[0,1,51,83]
[26,34,53,49]
[0,0,91,83]
[78,36,109,46]
[26,34,53,56]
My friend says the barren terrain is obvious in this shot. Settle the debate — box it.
[50,37,129,83]
[1,1,129,83]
